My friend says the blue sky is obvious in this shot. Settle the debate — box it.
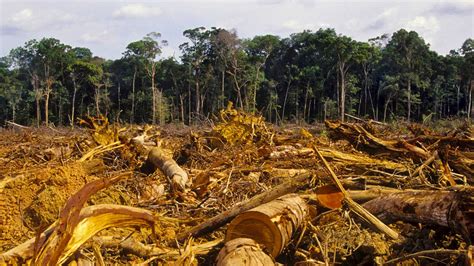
[1,0,473,60]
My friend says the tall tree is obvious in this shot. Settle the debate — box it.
[35,38,71,125]
[180,27,212,119]
[460,38,474,119]
[125,32,167,124]
[384,29,430,122]
[244,34,280,113]
[9,40,42,126]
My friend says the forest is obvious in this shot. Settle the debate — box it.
[0,27,473,127]
[1,26,474,265]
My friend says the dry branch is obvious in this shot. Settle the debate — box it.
[91,236,222,259]
[313,145,399,240]
[177,172,315,242]
[225,194,309,258]
[325,120,430,160]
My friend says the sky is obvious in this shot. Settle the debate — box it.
[0,0,473,60]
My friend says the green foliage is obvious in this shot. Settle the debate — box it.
[0,28,472,126]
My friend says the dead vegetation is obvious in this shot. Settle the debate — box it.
[0,107,473,265]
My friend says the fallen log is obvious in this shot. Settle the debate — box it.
[225,194,309,258]
[176,171,316,242]
[216,238,274,266]
[362,188,474,243]
[144,147,189,192]
[267,145,407,173]
[325,120,430,160]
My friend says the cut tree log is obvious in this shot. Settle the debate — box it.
[216,238,274,266]
[144,147,189,192]
[176,172,316,242]
[362,188,474,243]
[225,194,309,258]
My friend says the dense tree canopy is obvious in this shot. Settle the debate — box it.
[0,28,472,126]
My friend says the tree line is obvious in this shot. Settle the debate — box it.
[0,27,473,126]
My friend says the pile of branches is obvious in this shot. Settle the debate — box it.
[0,110,473,265]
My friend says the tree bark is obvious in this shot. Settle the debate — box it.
[216,238,274,266]
[143,147,189,192]
[362,188,474,243]
[226,194,309,257]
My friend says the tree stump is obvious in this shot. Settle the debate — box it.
[216,238,274,266]
[225,194,309,257]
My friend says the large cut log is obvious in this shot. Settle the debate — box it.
[225,194,309,258]
[144,147,189,191]
[362,188,474,243]
[216,238,274,266]
[176,172,316,242]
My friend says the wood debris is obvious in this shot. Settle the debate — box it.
[0,107,472,265]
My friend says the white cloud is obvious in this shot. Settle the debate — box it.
[406,16,440,32]
[11,9,33,23]
[282,20,315,31]
[405,16,440,46]
[113,4,162,19]
[81,30,112,43]
[1,8,77,34]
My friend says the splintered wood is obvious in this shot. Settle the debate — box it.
[0,111,473,265]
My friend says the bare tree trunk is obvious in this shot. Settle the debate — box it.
[303,83,309,123]
[179,94,185,123]
[35,94,41,127]
[95,88,100,116]
[252,66,261,113]
[456,84,460,116]
[12,105,16,122]
[117,81,121,121]
[131,67,136,124]
[468,79,473,120]
[44,91,50,126]
[383,94,392,123]
[281,79,291,121]
[151,67,156,124]
[188,83,192,124]
[195,78,200,117]
[71,74,78,126]
[407,78,411,122]
[32,76,41,127]
[339,64,346,122]
[221,70,225,109]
